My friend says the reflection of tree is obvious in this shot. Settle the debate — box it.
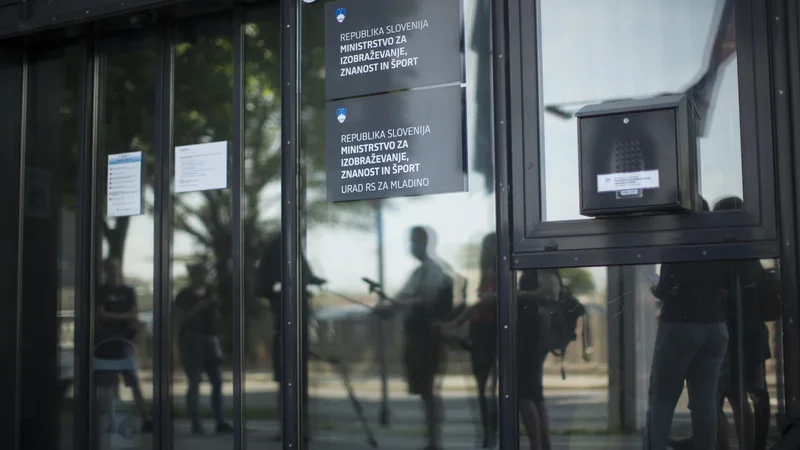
[560,268,596,296]
[101,16,371,358]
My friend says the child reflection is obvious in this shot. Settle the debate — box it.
[374,226,450,450]
[646,200,729,450]
[174,263,232,435]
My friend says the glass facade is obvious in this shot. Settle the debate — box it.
[2,0,800,449]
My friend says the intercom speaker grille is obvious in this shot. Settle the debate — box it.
[611,140,645,173]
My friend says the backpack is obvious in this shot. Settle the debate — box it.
[537,274,588,379]
[430,272,455,321]
[406,266,466,332]
[757,267,781,322]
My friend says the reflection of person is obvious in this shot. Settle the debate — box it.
[96,258,152,431]
[375,226,450,450]
[467,233,499,449]
[517,269,558,450]
[715,197,772,450]
[459,235,557,450]
[646,255,729,450]
[174,264,232,435]
[671,197,773,450]
[256,232,325,440]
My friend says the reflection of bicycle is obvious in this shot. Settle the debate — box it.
[94,337,141,449]
[361,277,470,350]
[309,350,379,448]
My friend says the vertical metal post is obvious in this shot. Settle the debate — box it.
[1,45,27,450]
[280,0,303,448]
[493,0,519,446]
[606,267,625,432]
[771,0,800,422]
[376,201,390,426]
[153,23,175,450]
[14,49,28,450]
[232,7,246,450]
[74,35,98,450]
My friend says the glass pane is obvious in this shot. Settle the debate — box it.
[93,36,157,449]
[171,18,234,448]
[300,0,496,448]
[539,0,742,221]
[19,45,81,450]
[514,260,785,450]
[243,11,284,445]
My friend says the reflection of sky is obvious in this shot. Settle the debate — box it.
[540,0,742,221]
[119,0,740,298]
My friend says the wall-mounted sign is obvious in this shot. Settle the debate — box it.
[327,85,466,202]
[325,0,464,100]
[175,141,228,194]
[107,152,143,218]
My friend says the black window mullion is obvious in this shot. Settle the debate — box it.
[493,0,519,446]
[153,22,175,450]
[0,44,26,450]
[772,0,800,423]
[73,34,98,450]
[232,7,246,450]
[280,0,303,447]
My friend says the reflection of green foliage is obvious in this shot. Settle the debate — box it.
[100,14,372,358]
[560,268,596,296]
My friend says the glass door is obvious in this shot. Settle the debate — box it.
[18,43,83,450]
[92,32,158,450]
[297,0,497,448]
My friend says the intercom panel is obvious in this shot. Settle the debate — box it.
[576,95,697,217]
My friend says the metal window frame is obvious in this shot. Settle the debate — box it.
[773,0,800,423]
[280,0,304,448]
[0,42,25,450]
[74,34,99,450]
[232,5,246,449]
[508,0,781,269]
[491,0,519,446]
[153,20,175,450]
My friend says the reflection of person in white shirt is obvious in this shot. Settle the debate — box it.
[375,226,449,450]
[395,256,447,313]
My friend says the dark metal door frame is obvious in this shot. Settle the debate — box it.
[4,1,800,450]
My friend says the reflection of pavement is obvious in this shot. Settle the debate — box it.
[77,370,777,449]
[65,418,648,449]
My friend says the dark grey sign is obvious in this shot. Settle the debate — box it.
[327,86,466,202]
[325,0,464,100]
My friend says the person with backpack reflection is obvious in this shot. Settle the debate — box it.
[459,233,587,450]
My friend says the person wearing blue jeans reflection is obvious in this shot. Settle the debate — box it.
[175,263,232,435]
[646,244,730,449]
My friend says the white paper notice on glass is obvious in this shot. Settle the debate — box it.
[107,151,143,218]
[175,141,228,193]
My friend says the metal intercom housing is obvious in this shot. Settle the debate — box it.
[576,94,698,217]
